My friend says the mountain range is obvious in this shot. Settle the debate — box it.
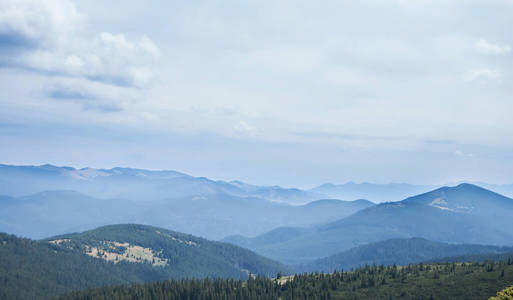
[225,184,513,263]
[9,163,512,204]
[0,189,374,239]
[3,163,513,299]
[0,164,322,204]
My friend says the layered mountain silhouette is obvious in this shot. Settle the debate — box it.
[0,190,373,239]
[226,184,513,263]
[0,164,460,204]
[0,164,322,204]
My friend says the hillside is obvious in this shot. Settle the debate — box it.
[60,260,513,300]
[0,224,287,299]
[298,238,513,273]
[228,184,513,263]
[0,190,373,239]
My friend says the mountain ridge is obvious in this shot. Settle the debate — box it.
[227,183,513,263]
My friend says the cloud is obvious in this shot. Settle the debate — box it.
[234,120,257,136]
[474,39,511,55]
[453,150,474,158]
[44,83,126,113]
[46,85,93,101]
[0,0,159,87]
[464,68,501,81]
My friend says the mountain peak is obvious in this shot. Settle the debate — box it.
[443,183,511,199]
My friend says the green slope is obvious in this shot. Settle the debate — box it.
[61,260,513,300]
[0,224,287,300]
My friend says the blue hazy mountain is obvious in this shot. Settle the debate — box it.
[1,164,448,204]
[0,191,144,239]
[0,164,323,204]
[227,184,513,263]
[0,190,374,239]
[310,182,436,203]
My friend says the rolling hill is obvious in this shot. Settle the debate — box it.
[0,224,287,299]
[227,184,513,263]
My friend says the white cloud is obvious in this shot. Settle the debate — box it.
[234,120,256,135]
[453,150,474,158]
[42,78,143,112]
[464,68,501,81]
[139,36,160,57]
[474,39,511,55]
[0,0,159,87]
[0,0,81,47]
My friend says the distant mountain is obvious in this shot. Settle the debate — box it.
[0,224,287,299]
[298,238,513,273]
[0,164,321,204]
[0,190,374,239]
[228,184,513,263]
[140,196,374,240]
[0,190,144,239]
[310,182,436,203]
[468,182,513,199]
[224,227,315,250]
[222,200,373,247]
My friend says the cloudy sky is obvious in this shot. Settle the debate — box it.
[1,0,512,187]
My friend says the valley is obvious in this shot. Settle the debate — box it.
[1,164,513,299]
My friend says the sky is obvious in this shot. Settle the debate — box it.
[1,0,513,188]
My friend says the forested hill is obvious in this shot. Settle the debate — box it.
[47,224,287,278]
[298,238,513,273]
[0,224,287,300]
[61,260,513,300]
